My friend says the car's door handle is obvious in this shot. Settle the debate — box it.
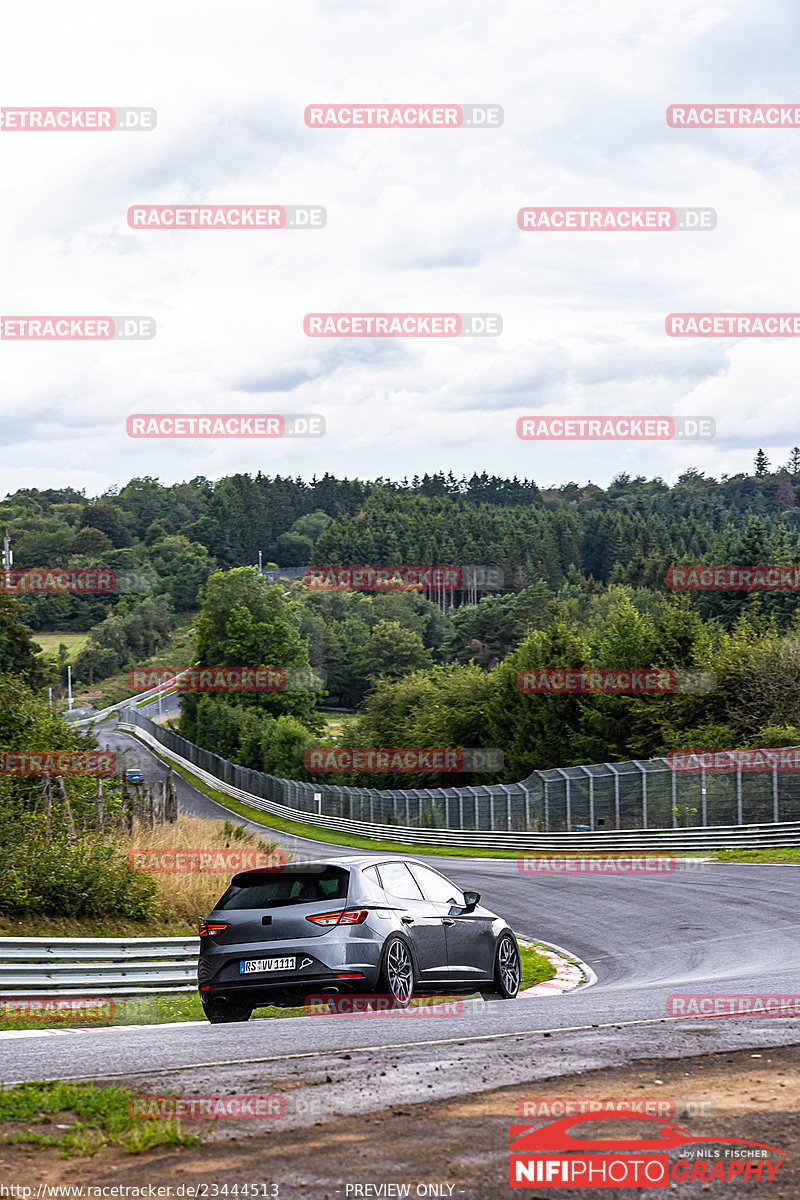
[442,918,455,926]
[401,915,414,925]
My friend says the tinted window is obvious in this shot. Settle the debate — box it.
[408,864,465,907]
[377,861,424,900]
[214,866,349,910]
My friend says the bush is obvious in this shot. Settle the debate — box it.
[0,838,158,919]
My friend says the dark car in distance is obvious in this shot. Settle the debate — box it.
[198,854,521,1023]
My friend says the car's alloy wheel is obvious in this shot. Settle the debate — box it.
[494,934,521,998]
[379,936,414,1006]
[205,1004,252,1024]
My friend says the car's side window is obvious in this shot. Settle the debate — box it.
[408,864,465,907]
[360,865,388,902]
[376,861,425,900]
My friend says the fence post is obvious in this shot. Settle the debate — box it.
[773,763,779,823]
[607,764,620,829]
[632,762,647,829]
[95,776,104,833]
[701,766,707,825]
[736,765,743,825]
[56,776,77,845]
[671,767,677,828]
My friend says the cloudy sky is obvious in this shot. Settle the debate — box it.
[2,0,800,496]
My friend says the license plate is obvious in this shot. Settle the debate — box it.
[239,956,296,974]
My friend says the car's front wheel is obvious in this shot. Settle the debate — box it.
[377,936,415,1007]
[204,1004,252,1024]
[483,933,520,999]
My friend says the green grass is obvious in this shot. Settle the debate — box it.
[33,631,90,660]
[319,712,359,738]
[714,847,800,862]
[0,1080,199,1157]
[519,942,557,988]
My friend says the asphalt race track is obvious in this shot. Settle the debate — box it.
[4,717,800,1098]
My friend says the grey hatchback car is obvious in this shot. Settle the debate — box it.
[198,855,521,1022]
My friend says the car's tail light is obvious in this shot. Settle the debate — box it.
[306,909,369,926]
[199,920,230,937]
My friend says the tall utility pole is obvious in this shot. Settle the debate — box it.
[67,664,73,711]
[258,550,262,577]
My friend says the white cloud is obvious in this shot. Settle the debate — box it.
[1,0,799,493]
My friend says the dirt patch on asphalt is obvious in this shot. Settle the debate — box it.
[1,1043,798,1198]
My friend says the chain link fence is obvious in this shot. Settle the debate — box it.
[120,709,800,832]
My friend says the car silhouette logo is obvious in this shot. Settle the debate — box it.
[510,1111,784,1155]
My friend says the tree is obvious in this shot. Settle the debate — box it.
[754,449,770,476]
[776,471,796,508]
[788,448,800,475]
[357,621,433,685]
[0,597,47,689]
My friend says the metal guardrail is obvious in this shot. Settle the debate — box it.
[70,672,189,728]
[0,936,199,997]
[119,720,800,850]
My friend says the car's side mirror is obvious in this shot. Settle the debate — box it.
[463,890,480,912]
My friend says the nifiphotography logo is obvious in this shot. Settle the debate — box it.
[509,1111,784,1187]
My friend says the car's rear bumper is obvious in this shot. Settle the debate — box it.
[199,937,383,1006]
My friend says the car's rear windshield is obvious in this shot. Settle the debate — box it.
[214,866,350,910]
